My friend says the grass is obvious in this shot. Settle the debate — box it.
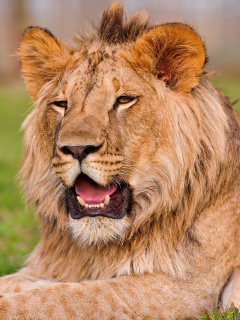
[0,77,239,318]
[0,84,39,276]
[197,305,240,319]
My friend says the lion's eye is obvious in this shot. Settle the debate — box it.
[53,101,68,109]
[114,96,137,110]
[48,100,68,117]
[117,96,134,104]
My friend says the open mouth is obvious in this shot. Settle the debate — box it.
[67,174,130,219]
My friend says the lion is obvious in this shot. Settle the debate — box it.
[0,2,240,319]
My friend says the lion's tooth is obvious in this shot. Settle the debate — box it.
[104,195,110,206]
[77,196,86,207]
[83,202,106,209]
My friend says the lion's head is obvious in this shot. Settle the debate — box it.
[18,2,228,251]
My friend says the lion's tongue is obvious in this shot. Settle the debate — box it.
[75,174,117,203]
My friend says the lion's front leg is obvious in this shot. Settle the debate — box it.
[0,269,52,294]
[0,273,218,320]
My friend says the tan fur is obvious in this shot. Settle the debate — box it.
[1,2,240,319]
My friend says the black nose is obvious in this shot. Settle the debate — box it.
[60,145,100,160]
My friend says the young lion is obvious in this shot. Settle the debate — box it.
[0,2,240,319]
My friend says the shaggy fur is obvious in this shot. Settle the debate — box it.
[0,2,240,319]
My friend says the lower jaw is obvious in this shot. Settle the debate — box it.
[66,183,131,220]
[69,214,132,246]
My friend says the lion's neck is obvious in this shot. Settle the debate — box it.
[25,221,193,281]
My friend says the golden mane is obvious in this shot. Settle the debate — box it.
[74,1,150,46]
[19,75,233,279]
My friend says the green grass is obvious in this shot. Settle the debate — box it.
[197,305,240,319]
[0,78,239,319]
[0,84,39,276]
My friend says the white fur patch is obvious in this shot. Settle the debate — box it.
[222,271,240,308]
[69,215,131,246]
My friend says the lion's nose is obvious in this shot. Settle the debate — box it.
[60,145,100,160]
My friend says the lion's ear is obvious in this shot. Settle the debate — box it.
[131,23,206,92]
[18,27,73,99]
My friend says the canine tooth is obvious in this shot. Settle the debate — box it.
[100,203,104,208]
[104,195,110,206]
[85,204,89,208]
[77,196,86,207]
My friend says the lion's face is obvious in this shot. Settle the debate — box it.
[19,7,227,247]
[40,49,171,244]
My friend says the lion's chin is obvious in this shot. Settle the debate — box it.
[68,215,131,246]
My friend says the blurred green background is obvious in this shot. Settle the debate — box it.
[0,85,39,276]
[0,0,240,276]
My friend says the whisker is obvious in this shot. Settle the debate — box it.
[120,165,156,185]
[116,172,128,183]
[111,176,121,188]
[121,165,149,178]
[123,155,138,164]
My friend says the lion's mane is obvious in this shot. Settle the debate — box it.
[18,2,239,282]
